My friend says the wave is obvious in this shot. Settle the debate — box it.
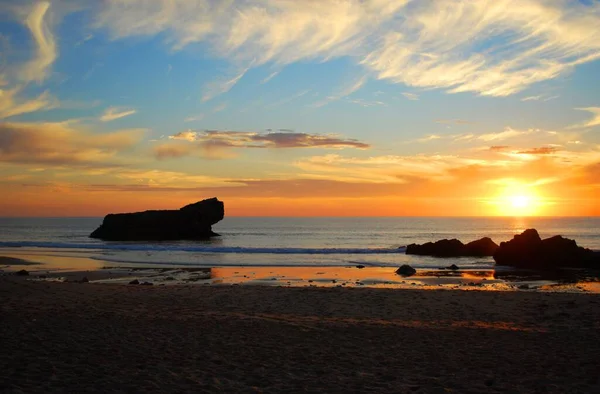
[0,241,406,255]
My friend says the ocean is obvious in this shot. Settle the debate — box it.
[1,216,599,270]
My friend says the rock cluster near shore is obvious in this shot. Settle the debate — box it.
[90,197,224,241]
[406,237,498,257]
[493,228,600,269]
[405,228,600,270]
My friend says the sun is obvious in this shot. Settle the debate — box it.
[509,195,530,209]
[489,183,544,216]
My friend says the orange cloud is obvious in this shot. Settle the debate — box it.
[0,121,145,166]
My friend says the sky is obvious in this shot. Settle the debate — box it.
[0,0,599,217]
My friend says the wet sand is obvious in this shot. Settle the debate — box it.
[1,276,600,393]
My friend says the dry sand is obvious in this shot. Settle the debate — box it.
[1,276,600,393]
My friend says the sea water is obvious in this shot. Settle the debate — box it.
[0,217,598,269]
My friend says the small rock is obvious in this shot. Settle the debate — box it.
[141,281,153,286]
[129,279,140,285]
[447,264,459,270]
[356,265,365,269]
[332,279,337,284]
[518,284,529,290]
[395,264,417,277]
[15,269,29,276]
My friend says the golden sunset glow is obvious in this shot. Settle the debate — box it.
[487,183,545,217]
[0,0,599,217]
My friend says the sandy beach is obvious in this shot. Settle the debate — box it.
[2,275,599,393]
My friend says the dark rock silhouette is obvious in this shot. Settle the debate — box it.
[15,269,29,276]
[396,265,417,276]
[493,229,600,269]
[406,237,498,257]
[129,279,140,285]
[90,198,224,241]
[464,237,499,256]
[447,264,460,270]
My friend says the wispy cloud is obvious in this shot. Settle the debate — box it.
[18,1,57,83]
[93,1,600,98]
[0,87,58,119]
[212,103,227,113]
[434,119,472,125]
[417,135,442,143]
[568,107,600,129]
[100,106,136,122]
[521,95,542,102]
[154,130,370,160]
[346,98,386,107]
[261,71,280,84]
[312,75,367,107]
[184,113,204,122]
[266,89,311,108]
[202,67,248,102]
[521,94,560,102]
[402,92,419,101]
[456,127,536,142]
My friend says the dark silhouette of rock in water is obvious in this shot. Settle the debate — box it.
[396,265,417,276]
[90,198,224,241]
[406,237,498,257]
[464,237,499,256]
[493,228,600,269]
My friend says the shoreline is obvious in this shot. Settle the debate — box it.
[2,252,599,293]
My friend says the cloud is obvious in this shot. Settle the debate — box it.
[267,89,311,108]
[184,113,204,122]
[568,107,600,129]
[202,67,248,102]
[464,127,535,142]
[17,1,57,83]
[95,0,408,64]
[417,135,441,143]
[212,103,227,113]
[154,130,370,159]
[363,1,600,97]
[521,94,560,102]
[312,75,367,107]
[0,121,145,166]
[0,87,58,119]
[543,95,560,102]
[299,153,507,184]
[93,1,600,98]
[402,92,419,101]
[516,147,559,155]
[346,98,386,107]
[434,119,472,125]
[100,106,137,122]
[261,71,280,84]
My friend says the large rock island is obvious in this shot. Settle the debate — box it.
[493,228,600,269]
[90,198,224,241]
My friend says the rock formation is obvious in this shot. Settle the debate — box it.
[90,198,224,241]
[406,237,498,257]
[493,229,600,269]
[396,265,417,276]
